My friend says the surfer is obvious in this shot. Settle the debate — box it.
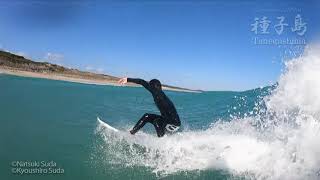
[118,77,181,137]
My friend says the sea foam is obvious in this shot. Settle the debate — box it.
[96,44,320,180]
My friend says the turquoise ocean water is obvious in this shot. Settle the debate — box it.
[1,49,320,180]
[0,74,266,180]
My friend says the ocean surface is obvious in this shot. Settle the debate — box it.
[1,46,320,180]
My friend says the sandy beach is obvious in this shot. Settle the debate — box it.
[0,68,201,93]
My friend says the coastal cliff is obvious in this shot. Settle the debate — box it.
[0,51,118,81]
[0,50,202,92]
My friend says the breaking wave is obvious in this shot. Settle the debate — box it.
[96,44,320,180]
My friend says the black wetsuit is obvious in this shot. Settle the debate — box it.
[128,78,181,137]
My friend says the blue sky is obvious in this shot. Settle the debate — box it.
[0,0,319,91]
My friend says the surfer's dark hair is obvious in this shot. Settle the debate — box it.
[149,79,162,90]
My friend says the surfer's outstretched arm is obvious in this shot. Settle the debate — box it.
[118,77,152,92]
[127,78,151,91]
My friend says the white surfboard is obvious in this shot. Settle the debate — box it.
[97,117,119,132]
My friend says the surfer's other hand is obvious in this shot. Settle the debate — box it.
[118,77,128,85]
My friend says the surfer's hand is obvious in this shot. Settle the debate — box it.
[118,77,128,85]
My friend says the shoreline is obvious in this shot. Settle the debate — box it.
[0,68,201,93]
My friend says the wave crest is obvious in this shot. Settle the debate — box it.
[96,44,320,180]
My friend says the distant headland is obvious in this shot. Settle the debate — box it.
[0,50,202,93]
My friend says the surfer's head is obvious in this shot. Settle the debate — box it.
[149,79,162,90]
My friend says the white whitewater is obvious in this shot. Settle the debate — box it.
[97,44,320,180]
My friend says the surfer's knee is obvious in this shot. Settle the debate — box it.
[141,113,153,123]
